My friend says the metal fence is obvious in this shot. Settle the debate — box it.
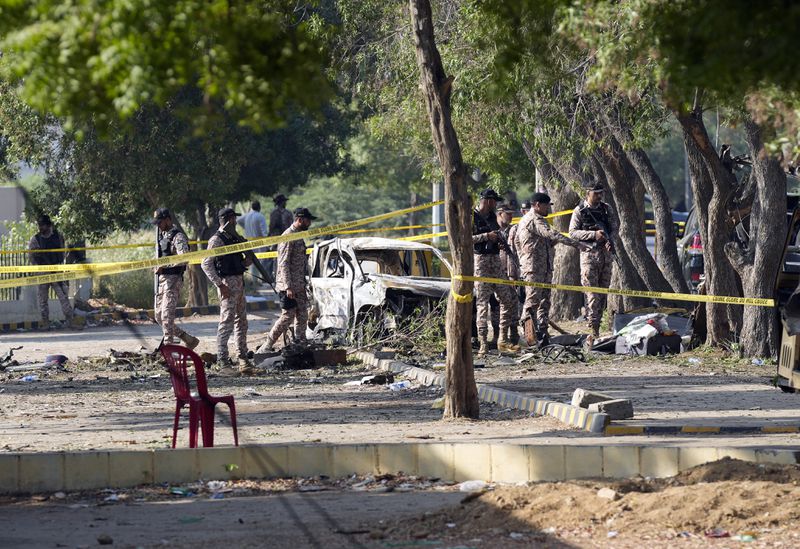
[0,232,28,301]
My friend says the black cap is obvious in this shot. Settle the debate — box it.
[520,201,532,210]
[585,182,604,192]
[274,194,288,204]
[37,214,52,226]
[217,207,241,220]
[479,188,502,201]
[496,204,514,213]
[294,207,318,220]
[532,192,551,205]
[150,207,172,224]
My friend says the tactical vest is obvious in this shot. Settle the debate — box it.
[473,209,500,255]
[213,231,247,277]
[158,227,187,276]
[576,202,611,233]
[33,231,64,265]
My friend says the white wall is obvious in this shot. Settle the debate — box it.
[0,186,25,237]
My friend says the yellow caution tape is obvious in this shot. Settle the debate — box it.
[452,275,775,308]
[0,240,212,255]
[0,201,444,289]
[450,285,473,303]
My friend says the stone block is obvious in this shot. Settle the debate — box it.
[19,453,64,493]
[588,399,634,420]
[196,447,244,480]
[678,447,719,471]
[0,454,19,494]
[565,446,603,479]
[490,444,529,483]
[108,451,153,488]
[640,447,679,478]
[153,448,198,484]
[286,445,333,478]
[571,388,615,408]
[528,445,566,482]
[417,443,454,481]
[603,446,640,479]
[453,444,491,482]
[376,444,418,476]
[243,445,289,478]
[64,451,110,491]
[332,445,377,478]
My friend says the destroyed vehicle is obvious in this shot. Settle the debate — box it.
[307,237,451,339]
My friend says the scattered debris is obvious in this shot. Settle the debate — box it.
[388,380,412,391]
[458,480,488,493]
[0,346,22,370]
[596,487,619,500]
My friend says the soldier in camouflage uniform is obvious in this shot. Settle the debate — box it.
[151,208,199,349]
[266,194,294,279]
[496,204,519,343]
[258,208,317,351]
[518,193,589,346]
[569,183,618,342]
[201,208,253,373]
[28,215,79,328]
[473,189,520,355]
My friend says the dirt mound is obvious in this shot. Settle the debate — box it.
[368,459,800,545]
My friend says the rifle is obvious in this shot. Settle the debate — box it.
[220,220,278,294]
[581,205,620,265]
[494,227,521,273]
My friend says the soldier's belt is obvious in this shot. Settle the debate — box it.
[0,201,444,289]
[451,275,775,308]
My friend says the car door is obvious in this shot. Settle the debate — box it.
[308,241,354,332]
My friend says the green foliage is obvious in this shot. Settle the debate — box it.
[0,0,333,131]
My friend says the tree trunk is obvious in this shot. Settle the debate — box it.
[187,201,209,307]
[588,155,650,312]
[598,137,677,296]
[608,121,689,294]
[520,138,583,320]
[727,119,785,357]
[677,106,742,344]
[410,0,478,419]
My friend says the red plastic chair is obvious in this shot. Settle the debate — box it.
[160,344,239,448]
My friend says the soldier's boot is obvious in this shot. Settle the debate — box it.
[256,337,275,354]
[497,332,520,354]
[488,325,499,350]
[506,326,519,345]
[237,354,257,376]
[179,332,200,350]
[477,335,489,357]
[536,329,550,349]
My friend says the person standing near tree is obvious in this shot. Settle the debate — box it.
[518,193,589,346]
[472,189,519,356]
[266,194,294,279]
[569,183,618,345]
[237,200,269,283]
[201,207,254,374]
[28,215,82,329]
[258,207,317,352]
[496,204,519,344]
[152,208,200,349]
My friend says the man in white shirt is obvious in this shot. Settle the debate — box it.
[237,201,269,283]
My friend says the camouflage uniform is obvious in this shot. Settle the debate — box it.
[473,209,518,339]
[28,230,74,324]
[266,205,294,278]
[268,225,309,344]
[517,211,581,331]
[154,229,190,344]
[497,224,519,330]
[201,231,248,361]
[569,201,617,335]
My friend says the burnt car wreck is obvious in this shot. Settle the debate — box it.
[306,237,451,340]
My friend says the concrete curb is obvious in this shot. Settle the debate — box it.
[0,300,280,332]
[353,351,610,433]
[605,425,800,436]
[2,443,798,495]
